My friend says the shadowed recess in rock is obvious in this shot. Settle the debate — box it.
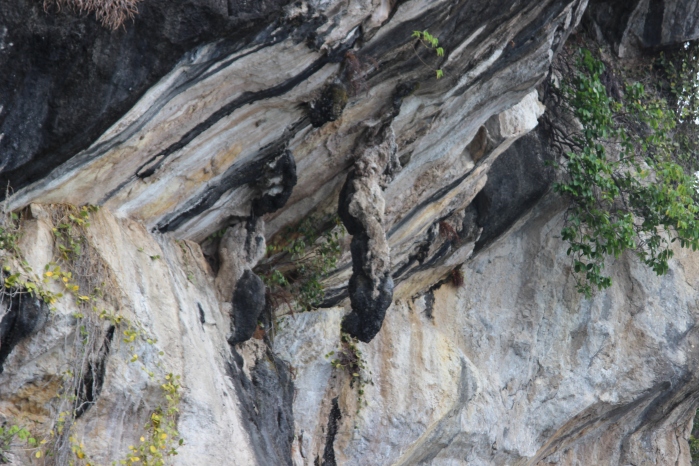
[0,290,49,374]
[473,127,555,252]
[74,325,115,418]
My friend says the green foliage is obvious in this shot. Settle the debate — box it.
[325,333,372,415]
[0,211,21,256]
[691,433,699,464]
[658,42,699,173]
[0,204,100,313]
[691,407,699,465]
[121,374,183,466]
[261,215,345,313]
[554,48,699,297]
[52,205,98,262]
[0,424,46,462]
[412,30,445,79]
[207,228,228,240]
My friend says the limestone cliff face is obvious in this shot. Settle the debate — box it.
[1,0,699,465]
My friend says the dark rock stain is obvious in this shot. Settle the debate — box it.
[197,302,206,325]
[309,82,349,127]
[226,345,295,465]
[75,325,115,418]
[321,397,342,466]
[251,148,298,218]
[0,290,49,373]
[228,269,266,345]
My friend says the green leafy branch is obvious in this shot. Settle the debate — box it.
[0,424,47,461]
[412,30,445,79]
[554,48,699,297]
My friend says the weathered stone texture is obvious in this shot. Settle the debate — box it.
[587,0,699,56]
[278,195,699,465]
[2,0,699,464]
[0,0,289,191]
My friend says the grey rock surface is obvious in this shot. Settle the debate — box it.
[0,0,289,192]
[587,0,699,56]
[277,195,699,465]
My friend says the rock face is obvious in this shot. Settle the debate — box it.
[279,194,699,465]
[0,293,48,374]
[0,0,289,191]
[2,0,699,465]
[586,0,699,56]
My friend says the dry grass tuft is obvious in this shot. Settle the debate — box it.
[439,221,460,242]
[449,267,464,287]
[44,0,141,30]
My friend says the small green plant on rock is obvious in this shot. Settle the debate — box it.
[0,212,21,256]
[0,424,46,462]
[325,332,371,415]
[412,30,445,79]
[122,373,183,466]
[260,214,345,313]
[691,407,699,464]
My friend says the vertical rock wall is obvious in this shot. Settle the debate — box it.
[278,193,699,465]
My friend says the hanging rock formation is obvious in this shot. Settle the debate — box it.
[338,123,398,342]
[1,0,699,465]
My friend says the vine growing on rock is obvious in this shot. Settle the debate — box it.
[412,30,445,79]
[549,43,699,297]
[0,424,45,461]
[0,203,184,464]
[325,332,372,417]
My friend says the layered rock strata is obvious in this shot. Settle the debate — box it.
[1,0,699,465]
